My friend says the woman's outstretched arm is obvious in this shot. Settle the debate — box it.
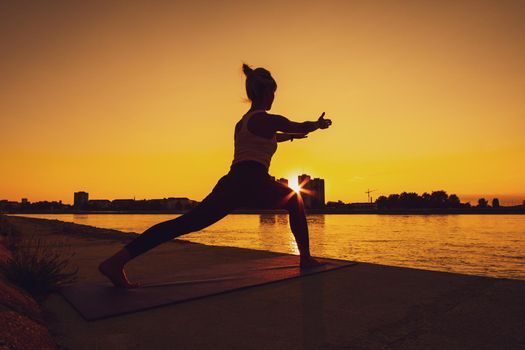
[275,132,308,142]
[264,112,332,134]
[248,112,332,139]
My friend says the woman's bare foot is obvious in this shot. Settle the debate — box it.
[98,260,140,288]
[300,255,324,269]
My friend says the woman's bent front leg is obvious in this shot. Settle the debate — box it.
[284,192,312,261]
[284,194,323,268]
[255,178,321,268]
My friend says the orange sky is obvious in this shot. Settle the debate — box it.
[1,0,524,205]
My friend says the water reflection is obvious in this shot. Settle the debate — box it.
[73,214,88,219]
[259,214,276,226]
[12,213,525,280]
[259,214,289,227]
[277,214,288,226]
[307,214,325,227]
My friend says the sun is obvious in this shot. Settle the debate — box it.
[288,177,301,193]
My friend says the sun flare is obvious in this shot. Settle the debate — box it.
[288,177,301,193]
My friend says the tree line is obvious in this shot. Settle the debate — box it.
[375,191,470,210]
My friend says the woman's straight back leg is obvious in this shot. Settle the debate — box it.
[124,175,239,258]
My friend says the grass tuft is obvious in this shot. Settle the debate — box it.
[0,237,78,298]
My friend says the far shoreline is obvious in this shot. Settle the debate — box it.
[4,207,525,215]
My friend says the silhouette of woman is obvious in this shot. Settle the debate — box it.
[99,64,332,288]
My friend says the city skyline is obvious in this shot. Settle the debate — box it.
[2,189,525,206]
[3,190,524,208]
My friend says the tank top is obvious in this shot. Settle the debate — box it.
[232,110,278,170]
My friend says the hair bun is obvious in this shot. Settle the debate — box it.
[242,63,254,77]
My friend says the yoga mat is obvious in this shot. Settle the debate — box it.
[60,255,357,321]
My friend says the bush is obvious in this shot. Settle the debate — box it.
[0,237,78,298]
[0,215,19,250]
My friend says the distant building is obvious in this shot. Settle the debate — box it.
[165,197,193,211]
[88,199,111,210]
[277,178,288,186]
[298,174,325,209]
[112,199,136,210]
[74,191,89,209]
[21,198,29,204]
[270,177,289,187]
[143,199,165,210]
[326,200,346,208]
[0,200,20,211]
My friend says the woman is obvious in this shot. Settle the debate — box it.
[99,64,332,288]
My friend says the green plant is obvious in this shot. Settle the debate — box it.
[0,237,78,297]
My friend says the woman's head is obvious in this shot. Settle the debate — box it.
[242,63,277,110]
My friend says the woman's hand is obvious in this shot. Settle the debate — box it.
[317,112,332,129]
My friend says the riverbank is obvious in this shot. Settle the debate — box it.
[1,215,525,349]
[0,216,58,350]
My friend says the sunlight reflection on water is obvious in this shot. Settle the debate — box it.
[14,214,525,280]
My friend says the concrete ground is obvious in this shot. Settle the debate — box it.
[6,216,525,350]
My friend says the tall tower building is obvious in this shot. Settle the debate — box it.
[297,174,325,209]
[311,178,325,208]
[74,191,89,209]
[298,174,311,186]
[298,174,312,208]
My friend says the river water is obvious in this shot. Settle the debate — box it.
[14,213,525,280]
